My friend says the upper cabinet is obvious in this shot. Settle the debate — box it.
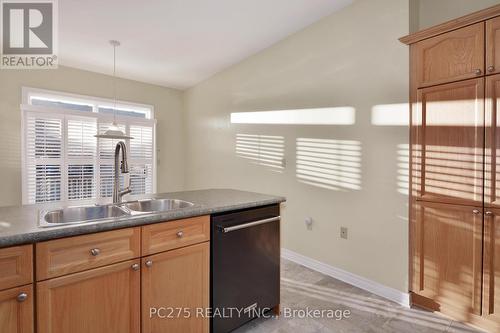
[487,17,500,75]
[486,74,500,208]
[414,78,485,205]
[415,23,484,88]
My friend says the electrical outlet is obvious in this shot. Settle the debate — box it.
[340,227,348,239]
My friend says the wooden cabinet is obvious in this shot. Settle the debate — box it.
[0,215,213,333]
[0,285,34,333]
[402,8,500,331]
[414,23,484,88]
[37,259,140,333]
[142,242,209,333]
[411,201,483,321]
[483,208,500,331]
[487,17,500,76]
[31,216,211,333]
[486,74,500,208]
[0,245,32,291]
[414,78,484,205]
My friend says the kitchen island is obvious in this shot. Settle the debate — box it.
[0,188,285,333]
[0,188,285,247]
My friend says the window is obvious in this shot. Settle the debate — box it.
[22,88,156,205]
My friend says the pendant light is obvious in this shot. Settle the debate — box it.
[95,40,133,140]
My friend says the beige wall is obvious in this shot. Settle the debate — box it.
[413,0,500,31]
[183,0,410,292]
[0,66,185,207]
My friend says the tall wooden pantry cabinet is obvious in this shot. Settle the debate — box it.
[400,6,500,333]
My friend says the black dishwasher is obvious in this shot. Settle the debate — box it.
[211,204,280,333]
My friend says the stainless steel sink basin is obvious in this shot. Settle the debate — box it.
[124,199,194,213]
[40,205,129,227]
[39,198,195,227]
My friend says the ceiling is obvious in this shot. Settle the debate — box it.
[59,0,353,89]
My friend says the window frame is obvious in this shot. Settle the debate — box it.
[21,87,157,205]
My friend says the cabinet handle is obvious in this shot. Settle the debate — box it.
[474,69,482,75]
[485,211,494,217]
[176,230,184,238]
[472,209,481,215]
[145,260,153,268]
[17,292,28,302]
[90,248,101,256]
[131,263,140,271]
[488,66,495,73]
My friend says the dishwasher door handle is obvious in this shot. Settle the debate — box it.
[220,216,281,233]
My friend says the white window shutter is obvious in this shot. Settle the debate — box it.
[129,125,154,195]
[22,92,155,205]
[25,114,63,203]
[67,117,97,200]
[67,118,97,157]
[130,125,153,159]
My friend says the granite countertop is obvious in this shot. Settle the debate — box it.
[0,189,286,248]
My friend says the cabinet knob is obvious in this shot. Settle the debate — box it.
[131,263,140,271]
[176,230,184,238]
[488,66,495,73]
[90,248,101,256]
[17,292,28,302]
[472,209,481,215]
[485,211,494,216]
[474,69,482,75]
[145,260,153,268]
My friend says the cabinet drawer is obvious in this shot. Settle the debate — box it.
[415,22,484,87]
[0,245,33,291]
[142,216,210,255]
[36,228,140,280]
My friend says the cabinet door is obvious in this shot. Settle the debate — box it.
[414,78,484,205]
[0,285,33,333]
[415,22,484,88]
[487,16,500,76]
[483,208,500,330]
[37,260,140,333]
[486,74,500,208]
[142,242,209,333]
[410,201,483,321]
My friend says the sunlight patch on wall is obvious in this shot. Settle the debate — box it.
[371,103,409,126]
[236,134,285,172]
[231,107,355,125]
[397,144,409,195]
[296,138,361,191]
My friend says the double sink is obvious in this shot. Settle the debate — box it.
[40,199,194,227]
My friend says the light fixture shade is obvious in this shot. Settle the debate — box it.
[94,123,133,139]
[94,40,134,141]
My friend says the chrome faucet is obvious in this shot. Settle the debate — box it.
[113,141,132,204]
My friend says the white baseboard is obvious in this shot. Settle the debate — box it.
[281,248,410,307]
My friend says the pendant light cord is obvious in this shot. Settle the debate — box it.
[113,42,117,124]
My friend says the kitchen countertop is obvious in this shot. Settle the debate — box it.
[0,189,286,248]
